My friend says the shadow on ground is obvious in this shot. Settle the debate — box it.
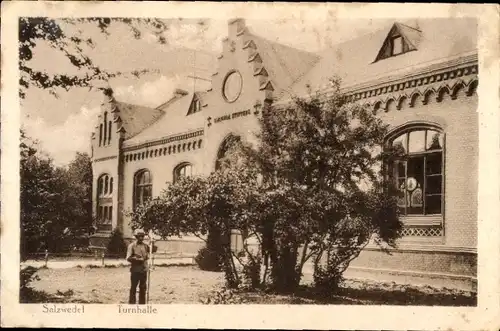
[235,280,477,306]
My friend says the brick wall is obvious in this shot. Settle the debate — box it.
[378,89,478,248]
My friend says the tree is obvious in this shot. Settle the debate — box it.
[20,131,95,260]
[19,17,170,99]
[128,164,260,289]
[65,152,94,237]
[241,78,403,293]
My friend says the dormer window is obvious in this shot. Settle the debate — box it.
[373,23,420,63]
[187,94,203,115]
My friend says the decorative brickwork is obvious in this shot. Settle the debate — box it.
[401,226,443,237]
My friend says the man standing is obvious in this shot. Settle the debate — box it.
[126,229,149,304]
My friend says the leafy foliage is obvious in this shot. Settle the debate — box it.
[194,247,222,272]
[20,131,94,261]
[239,78,402,293]
[106,228,128,258]
[19,17,170,98]
[19,266,48,303]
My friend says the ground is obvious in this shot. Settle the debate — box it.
[26,265,476,305]
[30,265,224,304]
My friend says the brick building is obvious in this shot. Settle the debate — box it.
[90,18,478,288]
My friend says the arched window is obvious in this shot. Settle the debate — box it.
[96,174,113,231]
[173,163,193,184]
[386,125,444,216]
[215,135,242,171]
[134,169,152,209]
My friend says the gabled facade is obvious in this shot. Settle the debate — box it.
[90,18,478,289]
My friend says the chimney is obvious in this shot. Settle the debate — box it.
[228,18,246,38]
[174,88,189,97]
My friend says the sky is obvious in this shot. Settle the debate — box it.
[21,17,394,166]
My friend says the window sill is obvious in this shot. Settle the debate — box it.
[401,215,442,226]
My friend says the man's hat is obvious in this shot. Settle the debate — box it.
[134,229,146,237]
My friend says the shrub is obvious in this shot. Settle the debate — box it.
[241,253,262,291]
[200,287,246,304]
[20,266,50,303]
[313,263,344,295]
[106,228,127,258]
[195,247,222,272]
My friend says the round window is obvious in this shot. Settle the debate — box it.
[222,70,242,103]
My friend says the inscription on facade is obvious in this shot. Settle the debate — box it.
[214,109,251,123]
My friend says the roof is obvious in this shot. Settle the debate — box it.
[246,32,321,94]
[115,101,165,139]
[123,91,205,146]
[288,18,478,97]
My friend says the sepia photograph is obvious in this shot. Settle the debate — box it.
[1,1,499,329]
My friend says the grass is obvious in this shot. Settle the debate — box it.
[24,265,476,306]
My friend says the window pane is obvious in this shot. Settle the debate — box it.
[144,185,152,201]
[407,156,424,214]
[426,130,443,150]
[104,176,108,194]
[109,206,113,223]
[396,178,407,209]
[392,134,407,154]
[426,153,442,175]
[425,194,442,214]
[426,175,442,194]
[392,36,403,55]
[98,206,103,220]
[98,178,103,196]
[408,130,426,153]
[395,160,406,178]
[110,177,113,194]
[143,171,150,184]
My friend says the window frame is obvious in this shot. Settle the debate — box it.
[385,124,446,227]
[96,174,113,230]
[133,169,153,210]
[173,163,193,184]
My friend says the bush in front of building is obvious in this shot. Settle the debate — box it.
[195,227,226,271]
[106,228,128,258]
[194,247,221,272]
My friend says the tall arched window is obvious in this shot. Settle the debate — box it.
[173,163,193,183]
[96,174,113,231]
[108,120,112,145]
[103,112,108,145]
[99,124,103,146]
[134,169,152,209]
[386,125,444,217]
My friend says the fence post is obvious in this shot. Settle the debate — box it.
[101,252,105,266]
[44,249,49,268]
